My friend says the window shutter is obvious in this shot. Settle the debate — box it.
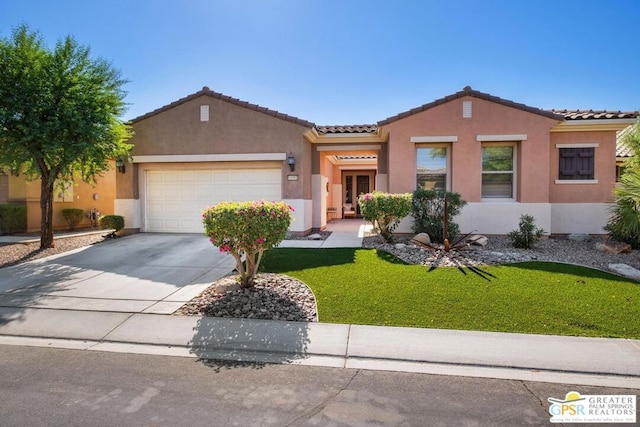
[558,148,594,180]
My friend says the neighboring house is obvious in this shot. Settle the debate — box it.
[116,86,637,236]
[0,170,8,203]
[8,85,636,235]
[6,166,117,232]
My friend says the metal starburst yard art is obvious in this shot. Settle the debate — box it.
[410,197,474,253]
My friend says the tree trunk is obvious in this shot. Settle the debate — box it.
[40,177,55,249]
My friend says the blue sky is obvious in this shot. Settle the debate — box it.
[2,0,639,125]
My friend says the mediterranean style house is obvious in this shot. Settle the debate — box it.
[5,86,638,235]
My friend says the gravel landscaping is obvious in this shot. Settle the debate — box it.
[363,234,640,272]
[0,233,109,268]
[176,273,318,322]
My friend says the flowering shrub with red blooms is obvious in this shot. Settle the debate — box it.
[358,191,412,243]
[202,200,294,287]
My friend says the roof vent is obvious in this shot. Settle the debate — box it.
[463,101,472,118]
[200,105,209,122]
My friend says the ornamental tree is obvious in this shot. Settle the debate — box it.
[203,200,294,287]
[358,191,412,243]
[0,26,132,248]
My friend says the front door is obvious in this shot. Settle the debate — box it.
[342,171,375,216]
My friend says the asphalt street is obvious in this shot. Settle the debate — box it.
[1,344,637,427]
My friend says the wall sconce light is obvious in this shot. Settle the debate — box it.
[9,167,19,177]
[115,158,126,174]
[287,152,295,172]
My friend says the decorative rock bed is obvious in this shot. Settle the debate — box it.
[176,273,318,322]
[363,234,640,273]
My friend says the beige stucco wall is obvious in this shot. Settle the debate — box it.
[13,166,117,232]
[126,94,313,201]
[549,131,617,203]
[382,96,560,203]
[0,174,8,203]
[8,173,27,200]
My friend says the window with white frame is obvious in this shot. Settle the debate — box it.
[481,145,514,199]
[417,146,448,190]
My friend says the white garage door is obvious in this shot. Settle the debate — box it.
[146,169,282,232]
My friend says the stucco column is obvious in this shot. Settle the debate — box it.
[376,143,389,192]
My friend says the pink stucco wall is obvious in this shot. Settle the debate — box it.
[549,131,618,203]
[382,96,562,203]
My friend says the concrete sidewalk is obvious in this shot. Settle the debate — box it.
[279,219,373,248]
[1,222,639,389]
[0,309,638,389]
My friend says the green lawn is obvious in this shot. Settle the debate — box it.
[260,248,640,338]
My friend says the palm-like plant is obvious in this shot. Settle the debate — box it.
[606,120,640,247]
[606,171,640,247]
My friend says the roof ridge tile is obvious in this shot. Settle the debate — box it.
[377,86,565,125]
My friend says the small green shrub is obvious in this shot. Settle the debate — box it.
[411,188,466,244]
[0,203,27,235]
[358,191,412,243]
[98,215,125,233]
[61,208,85,231]
[507,214,544,249]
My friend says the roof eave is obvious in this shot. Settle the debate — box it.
[552,118,637,133]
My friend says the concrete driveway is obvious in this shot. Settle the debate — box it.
[0,234,235,314]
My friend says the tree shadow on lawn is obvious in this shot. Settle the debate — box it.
[263,247,358,273]
[500,261,638,284]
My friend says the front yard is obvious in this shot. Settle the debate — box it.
[260,248,640,339]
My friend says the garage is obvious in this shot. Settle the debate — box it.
[145,168,282,232]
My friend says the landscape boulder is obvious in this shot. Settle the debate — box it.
[595,241,632,254]
[410,233,431,246]
[608,263,640,281]
[468,234,489,247]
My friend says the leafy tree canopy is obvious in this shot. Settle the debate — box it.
[0,25,132,247]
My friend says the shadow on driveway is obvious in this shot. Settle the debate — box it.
[0,233,235,324]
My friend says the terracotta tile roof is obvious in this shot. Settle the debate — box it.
[548,109,638,120]
[315,124,378,135]
[377,86,565,125]
[617,124,638,158]
[335,155,377,160]
[131,86,315,128]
